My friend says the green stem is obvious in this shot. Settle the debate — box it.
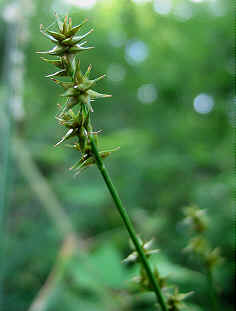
[89,134,168,311]
[207,268,218,311]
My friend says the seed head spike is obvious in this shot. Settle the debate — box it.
[39,14,116,174]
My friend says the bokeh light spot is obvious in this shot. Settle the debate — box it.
[138,84,158,104]
[108,31,126,48]
[208,0,227,17]
[173,3,193,21]
[131,0,152,4]
[125,40,149,65]
[64,0,97,9]
[2,3,19,22]
[107,64,126,83]
[153,0,172,15]
[189,0,204,3]
[193,93,214,114]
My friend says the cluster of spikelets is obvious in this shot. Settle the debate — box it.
[38,14,194,310]
[183,205,223,271]
[123,237,193,310]
[37,14,117,175]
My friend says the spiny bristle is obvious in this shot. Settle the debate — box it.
[95,74,106,82]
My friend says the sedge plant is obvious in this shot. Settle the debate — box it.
[183,206,223,310]
[37,14,191,310]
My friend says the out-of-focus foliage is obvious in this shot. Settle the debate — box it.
[0,0,233,310]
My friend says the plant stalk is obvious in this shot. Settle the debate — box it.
[207,268,218,311]
[89,134,168,311]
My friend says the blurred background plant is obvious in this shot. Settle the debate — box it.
[0,0,233,311]
[182,205,224,310]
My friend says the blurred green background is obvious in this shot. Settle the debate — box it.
[0,0,233,310]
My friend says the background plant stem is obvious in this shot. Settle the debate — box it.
[207,268,218,311]
[89,134,168,311]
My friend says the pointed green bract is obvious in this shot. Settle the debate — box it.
[40,25,58,43]
[63,16,68,34]
[59,97,78,116]
[40,57,64,69]
[37,45,68,56]
[69,45,94,54]
[87,89,112,99]
[46,30,66,41]
[50,78,74,89]
[61,87,79,97]
[67,18,88,37]
[62,29,93,46]
[73,59,82,82]
[68,17,72,32]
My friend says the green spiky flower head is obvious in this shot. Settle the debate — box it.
[38,14,117,175]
